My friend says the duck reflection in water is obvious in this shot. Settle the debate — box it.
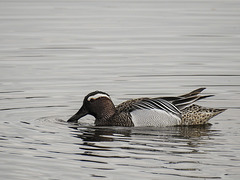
[68,125,132,142]
[68,124,215,142]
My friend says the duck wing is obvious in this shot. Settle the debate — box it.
[131,98,181,117]
[155,88,213,110]
[116,88,212,113]
[116,97,180,115]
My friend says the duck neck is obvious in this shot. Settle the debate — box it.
[94,102,116,126]
[99,106,116,120]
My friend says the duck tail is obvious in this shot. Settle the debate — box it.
[179,87,206,97]
[172,88,214,110]
[173,95,214,110]
[180,104,226,126]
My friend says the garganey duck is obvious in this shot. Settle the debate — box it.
[67,88,226,127]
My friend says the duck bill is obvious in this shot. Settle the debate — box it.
[67,106,88,123]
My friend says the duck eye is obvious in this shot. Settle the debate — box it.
[89,98,95,102]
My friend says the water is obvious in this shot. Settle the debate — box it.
[0,0,240,179]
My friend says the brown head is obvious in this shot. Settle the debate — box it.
[67,91,116,124]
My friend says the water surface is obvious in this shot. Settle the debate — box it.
[0,0,240,179]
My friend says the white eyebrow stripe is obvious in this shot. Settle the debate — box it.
[87,93,110,101]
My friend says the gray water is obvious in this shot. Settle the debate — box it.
[1,0,240,179]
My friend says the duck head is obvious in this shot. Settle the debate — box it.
[67,91,116,123]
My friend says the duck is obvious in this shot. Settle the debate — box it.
[67,88,226,127]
